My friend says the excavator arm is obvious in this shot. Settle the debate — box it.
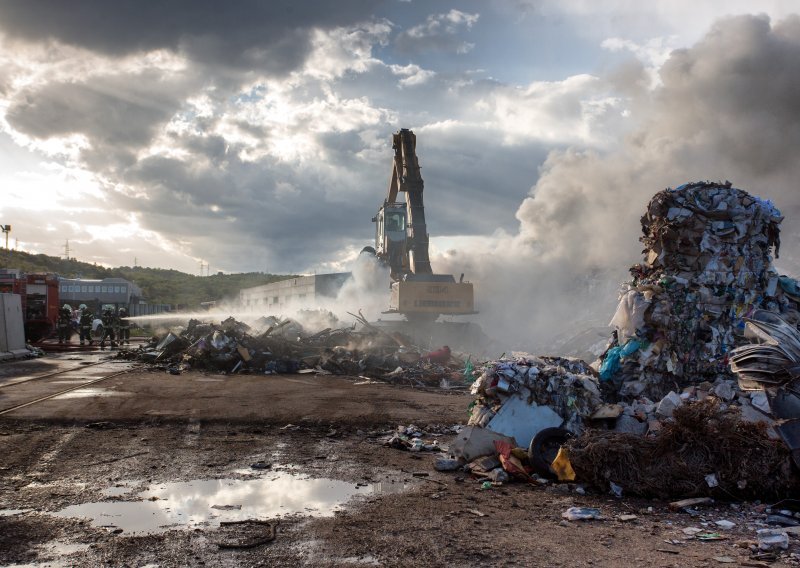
[387,129,432,275]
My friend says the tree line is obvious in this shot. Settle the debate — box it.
[2,250,294,308]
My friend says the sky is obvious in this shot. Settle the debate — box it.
[2,1,800,348]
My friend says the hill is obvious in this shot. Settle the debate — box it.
[1,250,295,307]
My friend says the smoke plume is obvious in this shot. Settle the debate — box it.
[438,14,800,353]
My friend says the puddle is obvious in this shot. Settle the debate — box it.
[53,388,130,399]
[102,483,138,497]
[0,508,31,516]
[338,555,381,566]
[3,563,70,568]
[38,541,91,556]
[56,471,411,534]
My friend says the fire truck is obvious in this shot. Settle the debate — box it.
[0,272,60,341]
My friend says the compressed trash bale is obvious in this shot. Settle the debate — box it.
[603,181,800,398]
[566,399,799,500]
[469,356,602,435]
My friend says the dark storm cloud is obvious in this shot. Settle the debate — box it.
[408,128,552,237]
[0,0,385,70]
[6,70,184,151]
[108,129,388,272]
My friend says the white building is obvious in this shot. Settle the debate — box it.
[240,273,350,311]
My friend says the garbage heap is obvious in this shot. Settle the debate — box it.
[468,356,603,441]
[121,314,467,386]
[566,398,797,500]
[602,181,799,400]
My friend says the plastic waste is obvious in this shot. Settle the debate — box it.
[715,520,735,530]
[463,357,475,383]
[599,339,640,381]
[487,468,509,483]
[562,507,603,521]
[757,528,789,550]
[550,447,576,482]
[434,458,462,472]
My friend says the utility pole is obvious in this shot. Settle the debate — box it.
[199,260,206,277]
[64,239,71,260]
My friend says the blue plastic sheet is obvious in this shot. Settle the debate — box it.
[599,339,641,381]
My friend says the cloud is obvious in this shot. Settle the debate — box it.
[6,71,185,152]
[476,74,628,145]
[4,3,800,361]
[395,9,479,54]
[1,7,609,277]
[0,0,386,72]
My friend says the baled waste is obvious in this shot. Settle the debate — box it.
[600,181,797,399]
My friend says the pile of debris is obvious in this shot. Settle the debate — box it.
[120,313,467,386]
[467,356,603,444]
[566,399,798,500]
[438,182,800,501]
[601,181,800,399]
[729,309,800,466]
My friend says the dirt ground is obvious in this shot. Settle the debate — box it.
[0,353,797,567]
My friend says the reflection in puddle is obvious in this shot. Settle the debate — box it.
[53,388,129,399]
[102,484,137,497]
[56,471,411,534]
[0,509,30,516]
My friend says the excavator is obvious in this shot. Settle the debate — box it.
[365,128,476,323]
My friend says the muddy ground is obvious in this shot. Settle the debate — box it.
[0,355,797,567]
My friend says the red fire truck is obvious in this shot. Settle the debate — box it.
[0,272,60,341]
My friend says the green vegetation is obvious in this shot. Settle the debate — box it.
[1,250,295,308]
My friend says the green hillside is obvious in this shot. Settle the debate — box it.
[1,250,295,308]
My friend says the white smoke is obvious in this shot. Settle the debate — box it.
[438,14,800,353]
[333,251,393,320]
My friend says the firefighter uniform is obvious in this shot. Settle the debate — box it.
[99,307,117,348]
[78,305,94,346]
[57,305,72,344]
[118,307,130,345]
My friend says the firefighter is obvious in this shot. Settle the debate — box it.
[117,307,130,345]
[99,306,117,349]
[57,304,73,344]
[78,304,94,346]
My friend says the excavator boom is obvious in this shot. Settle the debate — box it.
[388,129,432,274]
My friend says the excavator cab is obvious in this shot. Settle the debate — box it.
[373,203,408,279]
